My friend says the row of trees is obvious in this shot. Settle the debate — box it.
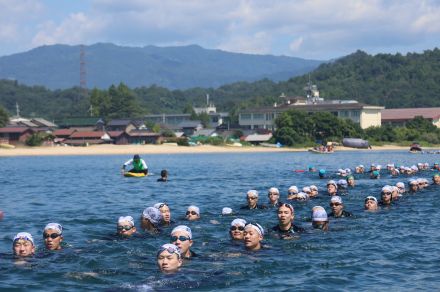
[0,105,8,127]
[273,111,440,146]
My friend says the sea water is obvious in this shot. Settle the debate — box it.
[1,151,440,291]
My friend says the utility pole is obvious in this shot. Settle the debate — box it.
[80,44,88,99]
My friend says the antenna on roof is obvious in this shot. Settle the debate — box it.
[16,102,20,117]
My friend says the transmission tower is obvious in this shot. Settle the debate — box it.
[80,44,88,98]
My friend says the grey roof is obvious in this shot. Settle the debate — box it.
[30,118,57,128]
[193,129,216,137]
[240,102,383,114]
[244,133,273,142]
[178,121,202,128]
[107,119,135,126]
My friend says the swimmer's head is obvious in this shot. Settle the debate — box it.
[222,207,233,215]
[141,207,162,229]
[154,203,171,224]
[117,216,136,237]
[156,243,182,273]
[170,225,193,257]
[311,206,329,230]
[244,223,264,251]
[43,223,64,250]
[230,218,247,240]
[186,205,200,221]
[364,195,378,211]
[13,232,35,257]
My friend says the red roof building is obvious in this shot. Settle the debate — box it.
[381,108,440,127]
[0,127,34,145]
[63,131,111,146]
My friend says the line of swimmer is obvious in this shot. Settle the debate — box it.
[9,161,440,274]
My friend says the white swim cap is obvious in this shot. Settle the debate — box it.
[268,187,279,194]
[247,190,259,198]
[312,206,328,221]
[330,196,342,204]
[231,218,247,227]
[13,232,34,246]
[44,223,63,234]
[288,186,299,193]
[244,223,264,237]
[310,185,318,191]
[171,225,192,239]
[187,205,200,215]
[157,243,181,259]
[222,207,233,215]
[302,186,311,193]
[118,216,134,226]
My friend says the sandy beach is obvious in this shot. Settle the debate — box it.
[0,143,418,157]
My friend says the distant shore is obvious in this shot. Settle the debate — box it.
[0,143,427,157]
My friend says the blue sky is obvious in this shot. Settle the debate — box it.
[0,0,439,60]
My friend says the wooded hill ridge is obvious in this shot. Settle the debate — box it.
[0,43,322,90]
[0,48,439,121]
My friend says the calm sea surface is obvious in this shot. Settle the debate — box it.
[1,151,440,291]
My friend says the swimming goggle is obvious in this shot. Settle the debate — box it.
[157,203,168,209]
[186,211,198,216]
[43,233,61,239]
[117,225,133,231]
[157,245,181,258]
[170,235,190,242]
[230,226,245,231]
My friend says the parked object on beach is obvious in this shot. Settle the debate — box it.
[308,148,334,154]
[0,143,15,149]
[342,138,370,149]
[409,142,423,153]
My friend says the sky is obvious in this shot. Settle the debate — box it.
[0,0,439,60]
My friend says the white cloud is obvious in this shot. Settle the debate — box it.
[0,0,439,59]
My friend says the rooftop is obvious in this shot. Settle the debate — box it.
[382,108,440,121]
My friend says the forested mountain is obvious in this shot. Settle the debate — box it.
[0,43,322,90]
[0,48,439,121]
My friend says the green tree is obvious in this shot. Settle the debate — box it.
[0,105,9,127]
[108,83,144,118]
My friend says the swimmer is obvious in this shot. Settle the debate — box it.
[141,207,162,233]
[186,205,201,221]
[433,173,440,185]
[326,180,338,196]
[390,186,400,200]
[346,175,355,187]
[13,232,35,257]
[379,186,393,206]
[157,243,182,274]
[318,169,326,179]
[417,178,426,190]
[43,223,64,250]
[154,202,173,226]
[396,182,406,194]
[267,187,281,207]
[355,165,364,174]
[271,203,304,239]
[287,186,299,200]
[408,179,418,193]
[222,207,233,216]
[337,179,348,194]
[311,206,329,231]
[170,225,196,259]
[391,168,400,177]
[432,163,440,171]
[328,196,353,218]
[240,190,267,209]
[309,185,319,198]
[364,196,378,211]
[302,186,313,197]
[230,219,247,241]
[117,216,137,237]
[370,170,380,179]
[308,165,316,172]
[122,154,148,175]
[157,169,168,182]
[243,223,264,251]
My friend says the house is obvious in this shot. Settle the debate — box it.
[108,131,130,145]
[63,131,111,146]
[30,118,57,129]
[178,121,203,136]
[127,130,162,144]
[52,129,78,143]
[243,133,273,145]
[381,108,440,127]
[55,117,105,131]
[0,127,34,145]
[106,119,138,132]
[192,129,217,137]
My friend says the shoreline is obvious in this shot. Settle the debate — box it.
[0,144,428,157]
